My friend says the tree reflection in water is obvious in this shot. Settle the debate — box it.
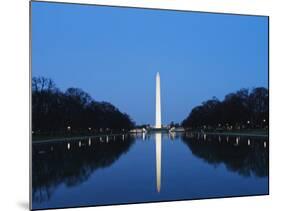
[32,135,135,203]
[181,133,268,178]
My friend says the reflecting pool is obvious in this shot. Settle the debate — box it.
[32,132,268,210]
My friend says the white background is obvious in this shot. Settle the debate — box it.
[0,0,280,210]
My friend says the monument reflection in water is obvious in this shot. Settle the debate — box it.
[156,133,162,193]
[32,133,268,210]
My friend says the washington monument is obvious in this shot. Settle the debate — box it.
[155,72,161,128]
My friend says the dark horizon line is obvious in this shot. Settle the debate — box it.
[32,76,268,126]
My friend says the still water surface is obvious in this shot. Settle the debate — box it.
[32,132,268,210]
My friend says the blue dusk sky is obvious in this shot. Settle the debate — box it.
[31,2,268,125]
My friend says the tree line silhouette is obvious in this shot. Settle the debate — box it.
[182,87,269,130]
[32,77,135,136]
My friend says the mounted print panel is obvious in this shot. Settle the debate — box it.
[30,1,269,210]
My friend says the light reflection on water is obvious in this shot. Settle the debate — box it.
[32,132,269,210]
[156,133,162,193]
